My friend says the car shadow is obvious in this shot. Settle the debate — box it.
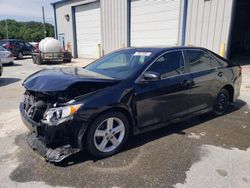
[0,78,21,86]
[3,63,22,67]
[55,99,247,167]
[15,56,32,60]
[39,61,70,65]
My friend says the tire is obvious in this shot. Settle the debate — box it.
[64,59,71,63]
[86,111,130,158]
[213,88,230,116]
[32,56,36,64]
[36,57,43,65]
[17,52,23,60]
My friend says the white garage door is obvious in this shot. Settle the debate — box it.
[75,2,101,58]
[131,0,181,46]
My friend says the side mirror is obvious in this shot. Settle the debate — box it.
[143,71,160,81]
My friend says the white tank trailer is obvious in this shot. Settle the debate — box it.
[32,37,72,65]
[39,38,63,53]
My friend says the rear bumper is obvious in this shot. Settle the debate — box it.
[233,75,242,101]
[1,57,15,64]
[19,102,80,162]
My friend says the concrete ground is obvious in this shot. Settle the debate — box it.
[0,58,250,188]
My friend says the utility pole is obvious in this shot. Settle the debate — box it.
[42,6,46,38]
[4,19,9,39]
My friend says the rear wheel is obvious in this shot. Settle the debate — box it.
[213,89,230,116]
[17,52,23,60]
[86,112,130,158]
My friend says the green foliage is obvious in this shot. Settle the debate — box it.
[0,19,54,42]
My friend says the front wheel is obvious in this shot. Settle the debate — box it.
[213,89,230,116]
[86,112,130,158]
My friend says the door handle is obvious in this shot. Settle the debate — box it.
[218,71,223,77]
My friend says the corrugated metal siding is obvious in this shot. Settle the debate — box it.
[55,0,98,57]
[101,0,128,54]
[185,0,234,57]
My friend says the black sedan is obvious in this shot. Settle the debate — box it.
[0,39,35,59]
[20,47,242,162]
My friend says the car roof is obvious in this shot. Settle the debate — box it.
[0,39,24,42]
[124,46,209,53]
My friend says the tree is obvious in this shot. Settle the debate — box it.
[0,19,54,41]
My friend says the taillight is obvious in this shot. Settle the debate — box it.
[3,43,13,49]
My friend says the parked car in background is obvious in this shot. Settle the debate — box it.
[20,47,242,162]
[0,46,15,65]
[0,39,35,60]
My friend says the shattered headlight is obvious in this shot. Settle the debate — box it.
[42,104,82,126]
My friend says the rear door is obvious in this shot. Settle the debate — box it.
[17,41,26,55]
[184,49,219,113]
[135,50,191,128]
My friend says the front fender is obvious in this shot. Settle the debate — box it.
[77,122,89,150]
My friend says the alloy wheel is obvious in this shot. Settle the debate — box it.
[94,117,125,153]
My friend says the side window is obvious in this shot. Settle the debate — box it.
[209,56,223,68]
[25,42,32,48]
[148,51,185,79]
[18,41,25,47]
[186,50,211,72]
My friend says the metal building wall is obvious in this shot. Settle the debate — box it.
[55,0,97,58]
[185,0,234,57]
[55,0,127,57]
[101,0,128,54]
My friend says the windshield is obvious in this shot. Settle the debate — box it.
[85,49,154,79]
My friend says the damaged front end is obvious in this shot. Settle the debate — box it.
[20,91,83,162]
[20,68,119,162]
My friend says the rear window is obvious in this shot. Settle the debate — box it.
[207,50,235,67]
[0,40,8,46]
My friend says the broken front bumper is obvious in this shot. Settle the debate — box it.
[19,102,80,162]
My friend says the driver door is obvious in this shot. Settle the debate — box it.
[135,50,191,128]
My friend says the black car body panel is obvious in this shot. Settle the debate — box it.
[19,47,242,162]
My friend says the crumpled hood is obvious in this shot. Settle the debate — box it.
[23,67,117,92]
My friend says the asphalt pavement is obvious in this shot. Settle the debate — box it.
[0,58,250,188]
